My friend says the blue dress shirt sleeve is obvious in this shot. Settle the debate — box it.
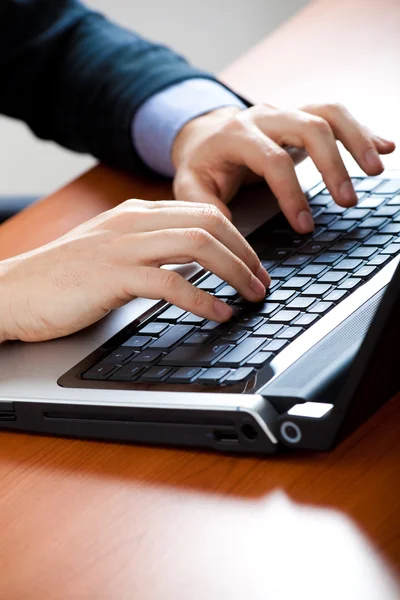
[132,78,247,177]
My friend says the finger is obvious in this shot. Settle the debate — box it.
[301,104,395,176]
[286,111,359,207]
[173,171,233,220]
[128,228,267,303]
[220,115,314,233]
[121,266,233,322]
[370,134,396,155]
[123,204,268,284]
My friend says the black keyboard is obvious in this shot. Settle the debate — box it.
[81,177,400,387]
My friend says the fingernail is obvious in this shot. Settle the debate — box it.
[365,148,384,172]
[214,299,232,321]
[340,180,358,205]
[297,210,314,233]
[250,274,266,298]
[256,265,271,288]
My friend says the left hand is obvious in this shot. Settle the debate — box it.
[172,103,395,234]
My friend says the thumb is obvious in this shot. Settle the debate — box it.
[173,170,233,221]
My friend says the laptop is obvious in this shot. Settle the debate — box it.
[1,170,399,454]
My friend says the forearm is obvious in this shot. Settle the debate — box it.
[0,0,218,173]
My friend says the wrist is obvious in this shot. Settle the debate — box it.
[172,106,242,170]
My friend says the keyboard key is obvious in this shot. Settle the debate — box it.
[341,209,371,220]
[349,246,377,259]
[104,348,137,364]
[215,285,239,298]
[282,255,309,267]
[122,336,153,349]
[226,368,255,384]
[131,350,162,364]
[314,252,343,264]
[338,277,362,290]
[219,329,248,343]
[270,267,296,279]
[149,325,195,349]
[247,352,273,367]
[309,193,332,206]
[364,234,392,246]
[330,219,357,231]
[167,367,202,383]
[381,243,400,255]
[254,302,281,316]
[277,326,303,340]
[380,223,400,234]
[82,362,119,380]
[330,240,358,252]
[201,320,227,331]
[314,214,337,226]
[263,339,289,352]
[303,284,331,296]
[266,289,296,302]
[281,276,312,289]
[197,368,231,384]
[358,195,386,208]
[375,205,400,217]
[182,313,207,325]
[353,178,383,192]
[217,338,267,367]
[298,264,326,276]
[269,310,300,323]
[355,266,377,278]
[324,204,347,214]
[309,301,334,314]
[197,274,224,291]
[318,271,347,283]
[237,316,265,329]
[184,332,212,345]
[345,227,372,240]
[140,322,169,335]
[252,324,283,337]
[157,306,186,322]
[287,296,315,309]
[109,365,143,381]
[160,343,230,366]
[140,366,172,382]
[324,290,347,302]
[374,179,400,194]
[295,313,319,327]
[262,248,292,260]
[359,217,387,228]
[300,242,327,254]
[388,195,400,205]
[368,254,390,266]
[333,259,363,271]
[314,231,341,243]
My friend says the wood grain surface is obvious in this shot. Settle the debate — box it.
[0,0,399,597]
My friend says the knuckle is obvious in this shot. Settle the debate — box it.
[190,287,207,311]
[268,148,292,170]
[163,270,181,293]
[309,116,332,136]
[183,227,213,250]
[199,204,225,226]
[326,101,347,116]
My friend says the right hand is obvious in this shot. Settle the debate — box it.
[0,199,270,343]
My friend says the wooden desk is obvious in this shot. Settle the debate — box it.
[0,0,399,597]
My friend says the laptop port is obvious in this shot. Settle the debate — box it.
[241,424,258,441]
[214,430,239,443]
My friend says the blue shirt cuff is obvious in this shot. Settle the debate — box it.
[132,78,247,177]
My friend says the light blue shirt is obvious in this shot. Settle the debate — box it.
[132,78,247,177]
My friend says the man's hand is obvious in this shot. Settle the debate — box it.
[172,103,396,233]
[0,200,270,343]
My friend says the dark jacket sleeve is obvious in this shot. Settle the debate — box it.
[0,0,220,172]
